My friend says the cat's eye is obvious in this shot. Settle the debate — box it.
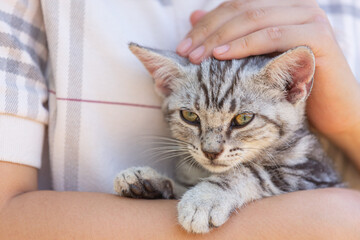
[233,112,254,127]
[180,110,200,125]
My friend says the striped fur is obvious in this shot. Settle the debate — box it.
[115,44,343,234]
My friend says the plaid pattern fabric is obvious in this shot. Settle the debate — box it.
[319,0,360,79]
[0,0,359,191]
[0,0,48,123]
[0,0,47,168]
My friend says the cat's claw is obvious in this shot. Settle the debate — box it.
[178,182,236,233]
[114,167,175,199]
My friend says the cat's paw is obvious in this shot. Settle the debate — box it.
[178,182,236,233]
[114,167,175,199]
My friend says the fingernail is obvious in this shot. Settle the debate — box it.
[214,44,230,55]
[189,45,205,61]
[176,38,192,55]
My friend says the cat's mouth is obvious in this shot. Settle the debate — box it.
[191,154,234,173]
[207,161,228,167]
[202,160,232,173]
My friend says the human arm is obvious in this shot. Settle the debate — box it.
[176,0,360,167]
[327,124,360,171]
[1,161,360,240]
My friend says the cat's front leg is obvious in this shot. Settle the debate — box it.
[114,167,176,199]
[178,177,241,233]
[177,167,268,233]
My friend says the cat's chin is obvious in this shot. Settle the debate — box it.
[201,162,233,173]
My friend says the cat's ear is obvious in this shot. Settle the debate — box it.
[129,43,189,98]
[264,46,315,104]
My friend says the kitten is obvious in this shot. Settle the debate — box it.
[114,43,343,233]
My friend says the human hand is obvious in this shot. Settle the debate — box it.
[176,0,360,137]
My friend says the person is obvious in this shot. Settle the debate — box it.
[0,0,359,239]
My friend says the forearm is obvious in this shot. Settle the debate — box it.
[327,123,360,171]
[1,189,359,240]
[308,46,360,170]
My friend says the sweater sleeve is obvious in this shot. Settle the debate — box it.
[0,0,48,168]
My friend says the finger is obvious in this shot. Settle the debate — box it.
[190,10,207,26]
[177,0,307,57]
[188,6,326,64]
[176,0,251,56]
[213,21,333,61]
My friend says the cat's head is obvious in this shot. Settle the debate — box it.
[130,43,315,173]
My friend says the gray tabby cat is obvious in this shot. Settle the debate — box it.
[114,43,343,233]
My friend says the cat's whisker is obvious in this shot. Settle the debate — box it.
[152,152,192,163]
[176,156,195,170]
[147,147,190,154]
[142,146,189,155]
[146,141,189,146]
[147,150,190,161]
[233,147,281,169]
[176,155,194,166]
[145,147,189,154]
[153,151,190,158]
[234,163,244,174]
[262,150,281,168]
[185,158,199,174]
[142,136,191,144]
[248,161,263,170]
[231,165,237,175]
[139,139,191,151]
[141,142,188,149]
[142,141,186,145]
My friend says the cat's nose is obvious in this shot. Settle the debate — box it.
[202,149,223,161]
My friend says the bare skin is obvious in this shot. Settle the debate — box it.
[1,0,360,239]
[1,162,360,240]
